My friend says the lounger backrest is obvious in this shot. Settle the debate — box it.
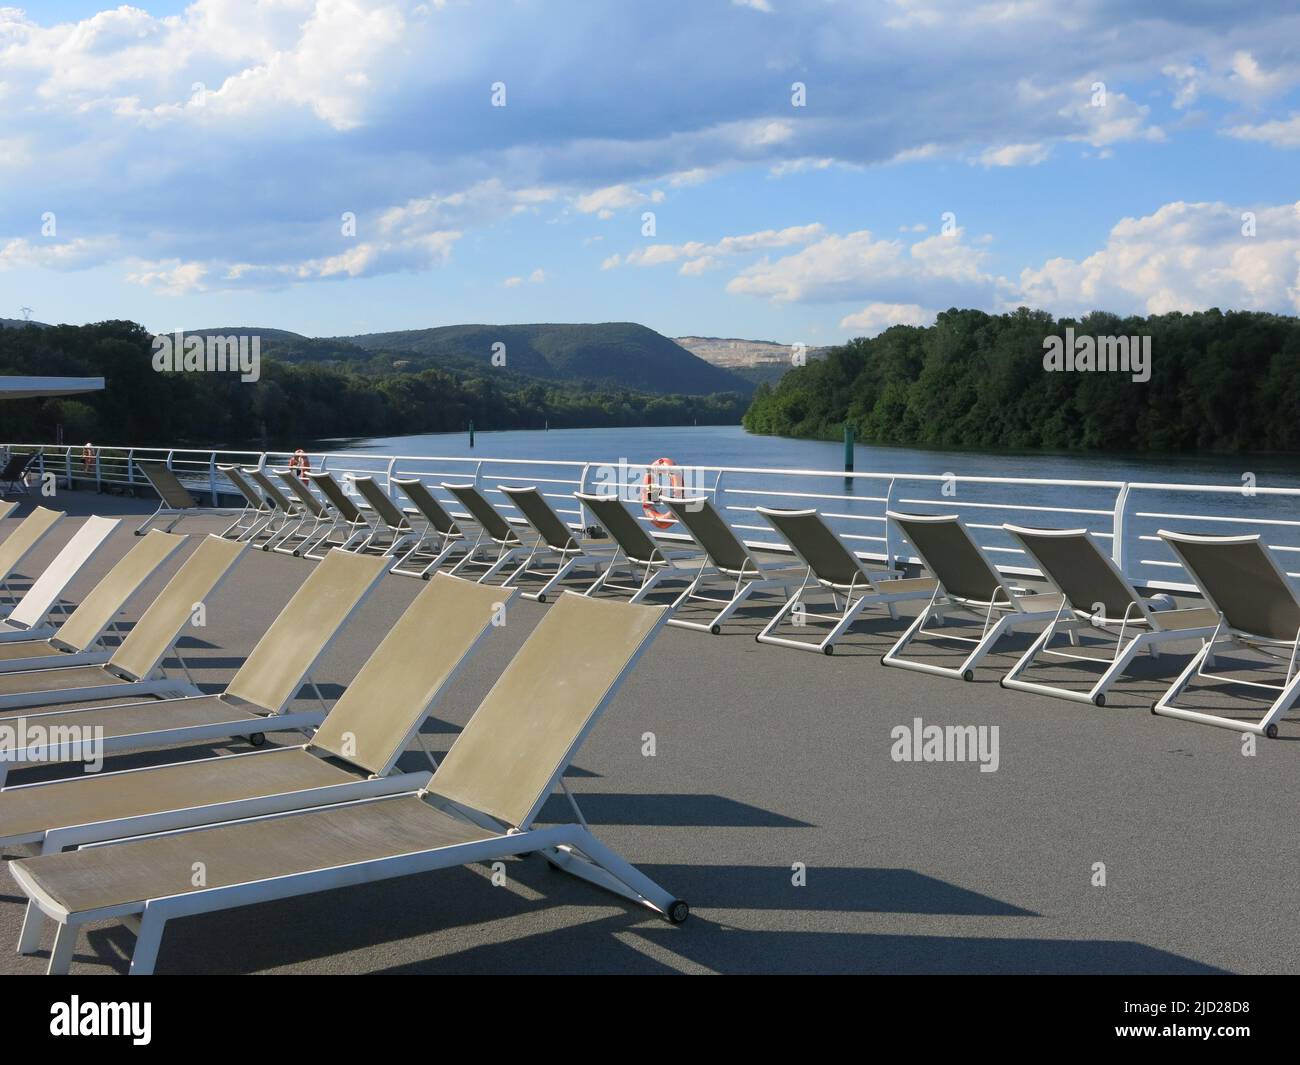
[432,592,667,829]
[136,461,198,510]
[499,486,576,550]
[275,469,327,517]
[444,483,517,543]
[6,515,119,630]
[108,535,246,680]
[1005,525,1145,619]
[1159,531,1300,642]
[757,507,863,587]
[353,477,409,530]
[0,500,17,523]
[0,506,65,582]
[53,530,187,652]
[665,496,750,572]
[308,472,365,524]
[575,493,660,563]
[247,469,293,512]
[313,574,513,776]
[889,511,1005,603]
[392,479,461,536]
[218,465,266,510]
[223,549,388,712]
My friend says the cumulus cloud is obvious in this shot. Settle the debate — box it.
[609,224,825,273]
[840,302,935,334]
[1012,201,1300,316]
[1225,113,1300,149]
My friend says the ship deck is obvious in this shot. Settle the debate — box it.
[0,491,1294,975]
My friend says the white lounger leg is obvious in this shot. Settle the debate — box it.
[17,901,44,955]
[129,910,166,975]
[47,922,76,975]
[1153,638,1294,738]
[545,829,686,922]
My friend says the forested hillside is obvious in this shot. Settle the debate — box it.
[743,308,1300,453]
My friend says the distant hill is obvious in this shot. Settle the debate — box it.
[0,318,49,330]
[676,335,830,385]
[337,322,753,396]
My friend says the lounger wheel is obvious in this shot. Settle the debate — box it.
[247,732,267,746]
[1092,694,1106,707]
[1265,723,1279,739]
[537,594,547,604]
[710,624,721,635]
[823,645,834,656]
[666,899,689,924]
[961,669,974,681]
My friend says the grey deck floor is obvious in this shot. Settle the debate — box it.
[0,491,1294,975]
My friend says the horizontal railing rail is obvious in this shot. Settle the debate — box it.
[3,441,1297,594]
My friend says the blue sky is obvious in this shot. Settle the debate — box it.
[3,1,1299,344]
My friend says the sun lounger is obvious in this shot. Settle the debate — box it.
[216,465,273,541]
[0,516,119,643]
[999,524,1218,705]
[442,483,535,581]
[755,507,934,654]
[267,469,333,556]
[0,454,36,496]
[663,495,802,634]
[134,462,237,535]
[1152,531,1300,738]
[0,500,19,525]
[576,492,701,604]
[0,574,514,860]
[0,548,388,784]
[11,590,684,975]
[497,485,613,601]
[352,476,419,556]
[881,511,1065,679]
[303,472,372,559]
[0,530,186,672]
[244,468,303,547]
[0,508,66,610]
[0,535,246,716]
[388,478,471,578]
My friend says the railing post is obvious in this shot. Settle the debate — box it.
[64,446,72,490]
[1112,483,1131,574]
[209,452,218,506]
[127,449,136,489]
[94,448,102,492]
[385,458,397,491]
[884,477,898,564]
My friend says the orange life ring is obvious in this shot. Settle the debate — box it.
[641,457,682,530]
[82,443,95,470]
[288,449,310,482]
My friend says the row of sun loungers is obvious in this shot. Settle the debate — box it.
[0,504,689,974]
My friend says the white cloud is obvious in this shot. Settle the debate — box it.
[840,302,934,334]
[612,223,825,269]
[1225,113,1300,149]
[1013,200,1300,316]
[977,142,1050,167]
[574,184,664,215]
[125,260,208,296]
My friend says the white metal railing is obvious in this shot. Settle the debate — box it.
[3,441,1297,594]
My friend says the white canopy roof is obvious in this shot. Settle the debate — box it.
[0,376,105,400]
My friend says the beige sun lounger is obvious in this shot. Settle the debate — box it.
[389,478,471,578]
[0,500,19,525]
[0,516,119,644]
[664,495,802,634]
[497,485,613,602]
[0,530,187,674]
[882,511,1067,679]
[134,461,239,535]
[755,507,933,654]
[1153,531,1300,738]
[11,592,685,975]
[443,483,535,581]
[0,535,246,717]
[576,492,702,604]
[0,574,515,864]
[216,465,275,541]
[350,476,419,557]
[0,548,388,783]
[0,507,66,609]
[303,472,372,558]
[999,524,1218,706]
[266,468,332,556]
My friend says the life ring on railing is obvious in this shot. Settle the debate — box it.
[288,449,310,482]
[641,457,682,530]
[81,443,95,471]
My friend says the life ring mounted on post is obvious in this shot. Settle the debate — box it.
[82,443,95,471]
[641,457,682,530]
[288,448,310,483]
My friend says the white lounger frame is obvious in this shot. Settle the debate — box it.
[0,516,119,645]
